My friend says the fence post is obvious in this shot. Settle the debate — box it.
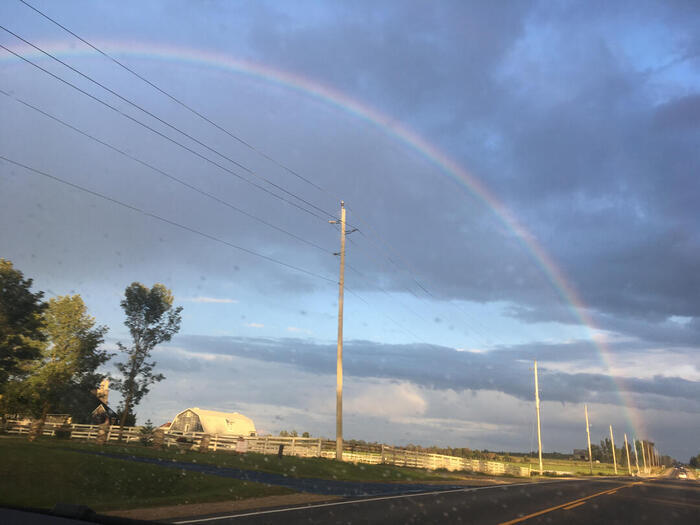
[381,444,385,464]
[96,421,109,445]
[291,437,296,456]
[317,438,322,457]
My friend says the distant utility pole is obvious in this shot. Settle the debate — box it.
[330,201,347,461]
[609,425,618,474]
[624,433,632,475]
[633,437,640,475]
[585,405,593,475]
[640,439,648,474]
[534,360,543,475]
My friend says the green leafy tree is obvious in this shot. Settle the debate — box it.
[115,409,136,427]
[689,454,700,468]
[21,295,109,439]
[0,259,46,390]
[114,283,182,435]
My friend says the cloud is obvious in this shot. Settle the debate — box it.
[185,296,238,304]
[167,335,700,411]
[287,326,312,335]
[246,322,265,328]
[345,382,427,420]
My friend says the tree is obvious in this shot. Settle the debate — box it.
[114,283,182,435]
[139,419,156,446]
[0,259,46,390]
[690,454,700,468]
[20,295,109,439]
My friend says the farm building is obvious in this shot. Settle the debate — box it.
[169,407,256,436]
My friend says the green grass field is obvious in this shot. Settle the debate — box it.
[51,439,461,482]
[521,457,628,476]
[0,438,292,511]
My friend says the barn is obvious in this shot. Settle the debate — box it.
[169,407,256,436]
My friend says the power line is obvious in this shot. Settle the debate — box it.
[17,0,325,192]
[2,148,428,346]
[0,155,337,284]
[0,43,445,348]
[7,6,506,348]
[0,25,338,221]
[344,287,424,343]
[0,87,332,255]
[0,41,328,223]
[11,2,498,344]
[345,232,498,346]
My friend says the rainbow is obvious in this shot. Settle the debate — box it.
[0,39,645,439]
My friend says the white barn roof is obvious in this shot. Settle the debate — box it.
[171,407,256,436]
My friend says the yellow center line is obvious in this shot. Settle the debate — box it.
[497,481,643,525]
[562,501,586,510]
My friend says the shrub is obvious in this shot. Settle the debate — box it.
[139,419,155,446]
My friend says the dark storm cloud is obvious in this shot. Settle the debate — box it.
[171,334,700,411]
[227,0,700,337]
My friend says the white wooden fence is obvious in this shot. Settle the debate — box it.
[3,421,531,477]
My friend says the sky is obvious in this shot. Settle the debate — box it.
[1,1,699,460]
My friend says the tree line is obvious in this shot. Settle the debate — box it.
[0,259,181,438]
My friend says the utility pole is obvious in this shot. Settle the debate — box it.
[641,439,648,474]
[633,437,640,475]
[330,201,347,461]
[609,425,618,474]
[534,360,543,475]
[585,404,593,475]
[624,433,632,475]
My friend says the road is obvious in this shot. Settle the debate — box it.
[169,475,700,525]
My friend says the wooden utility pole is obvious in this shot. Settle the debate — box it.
[640,439,648,474]
[585,405,593,475]
[609,425,618,474]
[624,433,632,475]
[534,360,543,475]
[633,437,640,475]
[330,201,347,461]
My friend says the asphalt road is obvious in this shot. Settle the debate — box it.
[169,476,700,525]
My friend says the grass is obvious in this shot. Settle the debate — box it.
[49,438,463,482]
[0,438,292,511]
[518,458,624,476]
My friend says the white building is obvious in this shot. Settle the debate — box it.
[169,407,256,436]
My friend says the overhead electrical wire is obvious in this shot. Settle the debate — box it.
[0,24,338,223]
[0,41,328,223]
[0,43,441,347]
[17,0,325,192]
[0,88,333,255]
[1,153,429,345]
[344,287,424,344]
[0,155,337,284]
[8,2,508,347]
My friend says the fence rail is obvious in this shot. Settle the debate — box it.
[3,421,530,477]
